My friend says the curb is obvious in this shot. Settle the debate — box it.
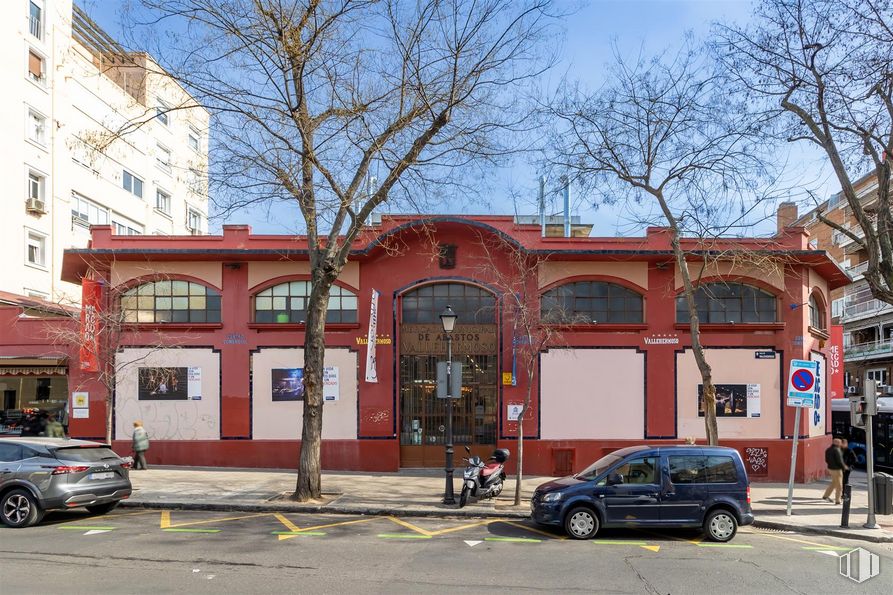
[119,499,532,520]
[753,519,893,543]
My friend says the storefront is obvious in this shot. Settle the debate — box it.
[37,215,852,480]
[0,357,69,432]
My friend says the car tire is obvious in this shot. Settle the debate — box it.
[564,506,599,540]
[1,488,44,528]
[86,501,119,515]
[704,509,738,542]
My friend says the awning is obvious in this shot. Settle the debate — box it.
[0,356,68,376]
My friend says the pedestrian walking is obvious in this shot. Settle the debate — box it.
[822,437,847,504]
[44,414,64,438]
[59,401,69,436]
[132,421,150,470]
[841,438,857,486]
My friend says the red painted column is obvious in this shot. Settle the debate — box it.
[645,258,678,438]
[220,260,251,438]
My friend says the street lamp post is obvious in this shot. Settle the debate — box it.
[440,305,458,505]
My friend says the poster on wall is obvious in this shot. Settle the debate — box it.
[698,384,760,418]
[71,391,89,419]
[323,367,339,402]
[188,367,202,400]
[138,367,189,400]
[272,368,305,401]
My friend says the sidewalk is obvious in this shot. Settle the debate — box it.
[120,467,893,541]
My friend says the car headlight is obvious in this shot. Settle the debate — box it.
[542,492,562,502]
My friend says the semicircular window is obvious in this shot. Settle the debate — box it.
[676,282,776,324]
[253,281,357,324]
[401,283,495,324]
[121,280,221,323]
[540,281,643,324]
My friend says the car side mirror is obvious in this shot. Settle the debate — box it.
[606,472,624,486]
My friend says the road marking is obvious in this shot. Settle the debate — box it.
[499,521,567,540]
[273,513,301,533]
[426,519,498,537]
[59,526,116,531]
[593,540,649,545]
[814,550,843,557]
[696,543,753,548]
[465,540,483,547]
[386,516,434,537]
[802,546,851,551]
[632,527,702,546]
[272,531,326,536]
[83,529,112,536]
[378,533,433,539]
[484,537,541,543]
[160,511,270,529]
[162,528,221,533]
[752,532,846,549]
[640,545,661,552]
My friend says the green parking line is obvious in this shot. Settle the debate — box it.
[377,533,432,539]
[59,526,116,531]
[272,531,326,536]
[163,528,221,533]
[696,543,753,548]
[484,537,542,543]
[593,540,648,545]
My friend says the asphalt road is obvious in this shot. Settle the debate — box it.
[2,509,892,594]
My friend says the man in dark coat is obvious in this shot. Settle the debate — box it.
[822,438,847,504]
[841,439,857,486]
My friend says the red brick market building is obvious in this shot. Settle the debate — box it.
[0,215,848,481]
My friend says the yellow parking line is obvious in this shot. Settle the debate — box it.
[158,510,272,529]
[426,519,499,536]
[387,516,434,537]
[274,513,301,533]
[160,510,170,529]
[293,517,380,533]
[751,532,843,549]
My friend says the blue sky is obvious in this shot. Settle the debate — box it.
[82,0,834,236]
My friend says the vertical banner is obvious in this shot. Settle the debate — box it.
[364,289,379,383]
[79,279,102,373]
[828,324,844,433]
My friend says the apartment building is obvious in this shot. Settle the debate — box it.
[1,1,209,304]
[791,174,891,392]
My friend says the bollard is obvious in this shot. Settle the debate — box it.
[840,484,852,528]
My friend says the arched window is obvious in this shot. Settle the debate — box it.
[253,281,357,324]
[401,283,495,324]
[676,282,776,324]
[121,280,221,323]
[540,281,644,324]
[809,294,826,330]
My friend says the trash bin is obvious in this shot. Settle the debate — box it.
[873,472,893,515]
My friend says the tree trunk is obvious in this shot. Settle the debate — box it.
[514,406,525,506]
[668,229,718,445]
[294,284,330,501]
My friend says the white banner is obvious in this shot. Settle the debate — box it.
[365,289,379,383]
[324,366,339,401]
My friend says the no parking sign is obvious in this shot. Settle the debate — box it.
[787,359,819,407]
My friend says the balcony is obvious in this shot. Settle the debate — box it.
[847,261,870,279]
[840,297,892,322]
[845,338,893,362]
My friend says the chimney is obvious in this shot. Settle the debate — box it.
[777,201,798,234]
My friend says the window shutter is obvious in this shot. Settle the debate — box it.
[28,51,42,78]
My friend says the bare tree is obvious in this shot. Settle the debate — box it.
[545,42,769,445]
[128,0,557,499]
[473,231,561,506]
[716,0,893,303]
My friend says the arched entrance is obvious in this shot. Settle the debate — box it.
[398,282,499,467]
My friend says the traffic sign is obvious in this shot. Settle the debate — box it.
[788,359,819,407]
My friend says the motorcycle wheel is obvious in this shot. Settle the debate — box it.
[459,485,469,508]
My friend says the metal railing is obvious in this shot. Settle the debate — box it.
[845,338,893,360]
[841,297,891,321]
[847,261,870,277]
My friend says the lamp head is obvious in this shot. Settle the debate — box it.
[440,305,457,333]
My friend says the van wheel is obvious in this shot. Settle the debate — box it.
[1,489,44,528]
[564,506,599,540]
[704,509,738,542]
[86,501,119,515]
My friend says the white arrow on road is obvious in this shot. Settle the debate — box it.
[464,540,483,547]
[84,529,112,536]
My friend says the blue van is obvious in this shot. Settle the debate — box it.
[531,445,754,541]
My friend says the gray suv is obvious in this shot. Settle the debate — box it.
[0,438,132,528]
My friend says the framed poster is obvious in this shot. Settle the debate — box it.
[272,368,304,401]
[323,367,339,401]
[138,367,189,400]
[698,384,756,418]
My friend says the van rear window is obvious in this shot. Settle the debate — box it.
[705,456,738,483]
[52,447,120,463]
[668,455,738,483]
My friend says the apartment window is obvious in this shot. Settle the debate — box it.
[253,281,357,324]
[186,208,202,233]
[541,281,643,324]
[122,170,143,198]
[156,190,171,214]
[676,282,777,324]
[121,280,221,324]
[188,127,200,152]
[28,171,44,200]
[28,49,45,84]
[156,99,170,126]
[156,144,171,173]
[831,297,845,319]
[867,368,888,387]
[27,109,46,145]
[26,231,46,267]
[113,221,143,236]
[71,193,108,226]
[29,2,42,40]
[809,294,826,330]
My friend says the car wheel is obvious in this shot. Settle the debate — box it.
[704,509,738,542]
[86,501,119,515]
[564,506,599,540]
[1,488,43,528]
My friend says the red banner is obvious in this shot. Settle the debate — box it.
[827,324,844,433]
[79,279,102,373]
